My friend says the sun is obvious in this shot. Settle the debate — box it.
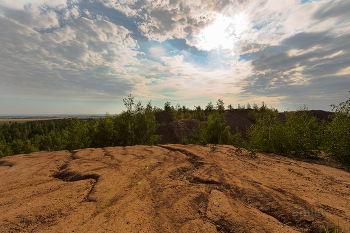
[196,14,248,51]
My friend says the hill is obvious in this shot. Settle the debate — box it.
[153,109,335,144]
[0,144,349,232]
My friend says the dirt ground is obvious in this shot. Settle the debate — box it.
[1,144,349,233]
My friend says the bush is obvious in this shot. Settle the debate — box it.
[173,104,184,121]
[164,101,173,113]
[115,97,161,146]
[189,110,233,146]
[246,104,322,157]
[181,136,189,145]
[323,91,350,166]
[193,106,205,121]
[184,108,192,119]
[216,99,225,114]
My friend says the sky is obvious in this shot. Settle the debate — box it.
[0,0,349,115]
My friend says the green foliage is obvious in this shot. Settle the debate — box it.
[324,218,350,233]
[210,145,217,152]
[181,136,189,145]
[189,121,208,145]
[173,104,184,121]
[206,111,227,144]
[246,104,322,157]
[114,97,161,146]
[246,106,281,153]
[92,114,117,148]
[282,106,321,157]
[66,119,91,151]
[184,108,192,119]
[164,101,173,113]
[192,106,205,121]
[322,91,350,166]
[227,104,233,110]
[190,110,233,146]
[216,99,225,114]
[205,101,214,116]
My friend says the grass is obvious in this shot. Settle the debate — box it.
[210,145,217,152]
[324,219,350,233]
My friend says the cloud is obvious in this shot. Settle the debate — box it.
[0,7,146,100]
[148,54,253,101]
[149,46,166,58]
[239,30,350,107]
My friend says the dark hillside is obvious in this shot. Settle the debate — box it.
[154,109,335,144]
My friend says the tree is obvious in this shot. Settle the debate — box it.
[189,110,232,145]
[115,97,161,146]
[227,104,233,110]
[205,101,214,116]
[92,114,117,148]
[173,103,184,121]
[66,119,90,151]
[216,99,225,114]
[323,91,350,166]
[184,107,192,119]
[193,106,205,121]
[164,101,173,113]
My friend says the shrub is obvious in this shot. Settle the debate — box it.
[246,104,323,157]
[173,104,184,121]
[189,121,208,145]
[115,97,161,146]
[323,91,350,166]
[205,101,214,116]
[193,106,205,121]
[184,108,192,119]
[210,145,217,152]
[164,101,173,113]
[216,99,225,114]
[182,136,189,145]
[282,106,321,157]
[189,110,233,146]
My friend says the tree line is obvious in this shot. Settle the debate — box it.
[184,92,350,168]
[1,92,349,168]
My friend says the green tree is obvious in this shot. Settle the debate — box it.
[173,103,184,121]
[164,101,173,113]
[205,101,215,116]
[190,110,232,145]
[323,91,350,166]
[184,107,192,119]
[66,119,90,151]
[216,99,225,114]
[91,114,117,148]
[282,106,321,157]
[227,104,233,110]
[192,106,205,121]
[115,97,161,146]
[246,105,281,153]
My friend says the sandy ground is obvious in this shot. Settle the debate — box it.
[0,144,349,233]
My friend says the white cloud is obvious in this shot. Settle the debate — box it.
[0,0,68,10]
[0,8,145,100]
[149,55,253,100]
[149,46,166,58]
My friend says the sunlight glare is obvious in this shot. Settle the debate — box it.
[197,14,248,51]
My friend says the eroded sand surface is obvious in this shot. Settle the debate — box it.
[1,145,349,232]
